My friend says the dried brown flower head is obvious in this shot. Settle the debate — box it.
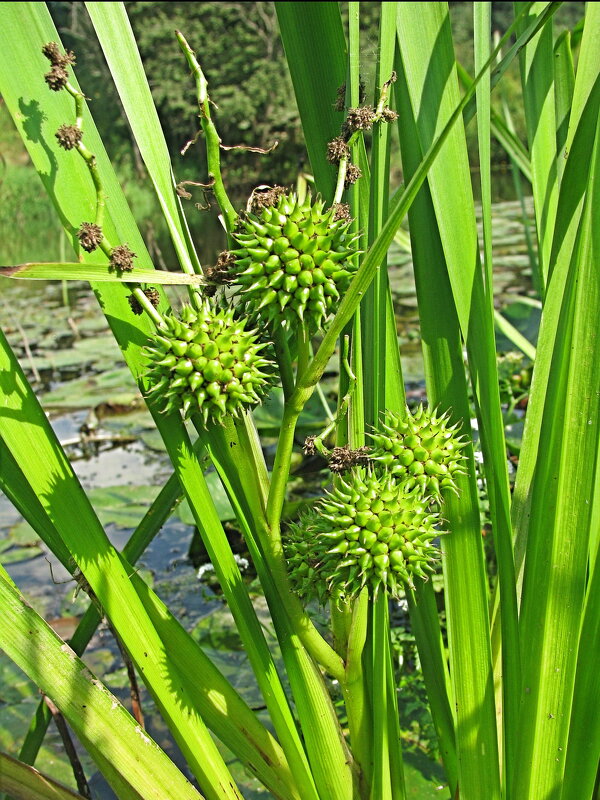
[332,203,352,223]
[248,185,287,214]
[343,106,376,137]
[77,223,103,253]
[326,136,350,164]
[381,108,399,123]
[328,445,371,474]
[44,65,68,91]
[109,244,136,272]
[344,163,362,187]
[303,436,317,456]
[128,288,160,315]
[55,124,83,150]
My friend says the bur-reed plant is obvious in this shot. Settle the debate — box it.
[0,3,598,799]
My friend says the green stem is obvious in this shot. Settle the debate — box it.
[330,596,353,656]
[343,589,371,794]
[209,419,345,683]
[296,326,311,386]
[131,287,166,329]
[65,79,83,126]
[334,158,348,204]
[261,537,346,683]
[273,328,295,400]
[176,31,238,234]
[370,594,405,800]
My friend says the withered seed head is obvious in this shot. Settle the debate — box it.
[326,136,350,165]
[344,163,362,187]
[44,65,69,91]
[42,42,76,68]
[343,106,376,137]
[77,222,103,253]
[334,83,347,112]
[332,203,352,223]
[109,244,136,272]
[303,436,317,456]
[328,445,371,474]
[128,288,160,315]
[42,42,62,63]
[381,108,399,123]
[248,185,287,214]
[55,124,83,151]
[334,79,366,112]
[204,251,235,296]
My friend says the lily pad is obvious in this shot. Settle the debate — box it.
[42,366,139,409]
[0,518,43,564]
[87,484,163,529]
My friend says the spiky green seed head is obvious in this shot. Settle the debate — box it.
[143,301,273,426]
[369,406,468,501]
[285,470,441,603]
[230,192,359,332]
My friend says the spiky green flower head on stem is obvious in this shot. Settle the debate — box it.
[285,470,442,603]
[369,405,468,501]
[143,300,273,426]
[230,192,360,332]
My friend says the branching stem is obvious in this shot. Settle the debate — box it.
[176,31,238,235]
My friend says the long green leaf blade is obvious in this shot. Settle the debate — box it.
[0,566,204,800]
[0,264,204,284]
[513,80,600,800]
[0,326,243,800]
[515,1,559,295]
[0,9,314,796]
[275,3,347,202]
[395,4,504,797]
[0,752,85,800]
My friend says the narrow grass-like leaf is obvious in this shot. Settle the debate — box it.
[511,3,600,593]
[3,455,301,800]
[457,61,533,183]
[0,753,85,800]
[0,328,243,800]
[560,547,600,800]
[5,445,300,799]
[395,5,505,796]
[475,3,494,313]
[0,263,204,284]
[394,51,497,800]
[0,566,204,800]
[85,1,200,275]
[275,3,347,202]
[513,90,600,800]
[493,310,536,361]
[515,1,559,295]
[462,2,561,127]
[553,30,575,184]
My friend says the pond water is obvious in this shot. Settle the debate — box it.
[0,197,539,798]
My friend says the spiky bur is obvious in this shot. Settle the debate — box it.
[369,406,468,501]
[230,193,359,332]
[285,470,441,602]
[143,301,273,425]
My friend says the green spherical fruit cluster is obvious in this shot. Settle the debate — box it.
[143,302,272,425]
[231,193,359,331]
[286,470,440,603]
[369,406,468,500]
